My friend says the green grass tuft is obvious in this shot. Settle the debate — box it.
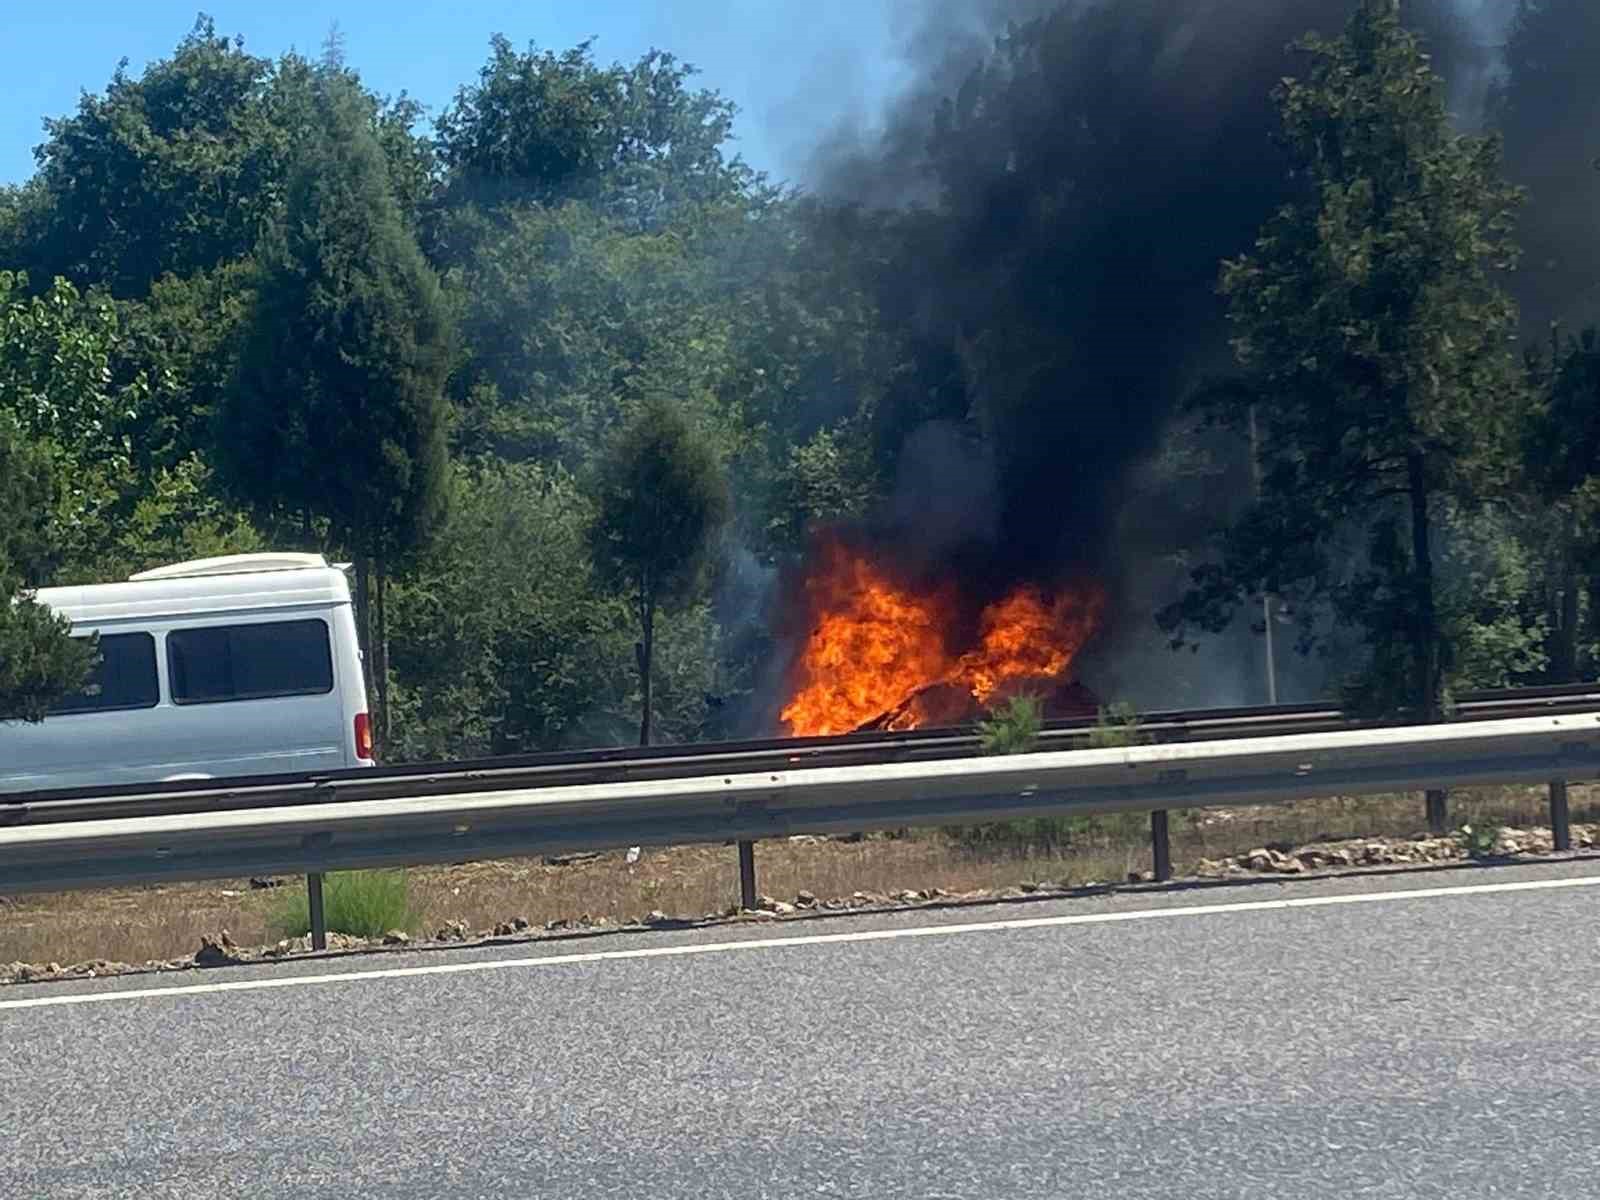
[268,870,421,940]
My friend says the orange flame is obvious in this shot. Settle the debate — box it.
[958,586,1102,705]
[781,541,1104,737]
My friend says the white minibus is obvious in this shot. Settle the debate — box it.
[0,553,375,794]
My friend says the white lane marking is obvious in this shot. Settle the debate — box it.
[4,871,1598,1013]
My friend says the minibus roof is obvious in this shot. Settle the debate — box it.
[33,554,353,626]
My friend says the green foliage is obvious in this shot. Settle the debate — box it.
[0,271,132,463]
[1515,329,1600,681]
[267,870,420,940]
[0,592,95,724]
[1455,820,1503,860]
[218,72,452,562]
[0,21,871,758]
[588,400,729,744]
[0,414,95,721]
[15,18,278,297]
[446,202,738,466]
[1161,1,1527,718]
[978,694,1044,755]
[1333,500,1550,712]
[113,261,257,475]
[386,462,614,760]
[1433,502,1549,689]
[11,17,435,299]
[588,401,731,611]
[70,457,265,587]
[763,427,877,555]
[0,269,263,585]
[958,698,1163,853]
[387,460,724,759]
[710,199,896,553]
[433,36,753,229]
[0,276,118,717]
[0,417,60,587]
[1087,702,1150,750]
[0,184,24,257]
[637,603,725,743]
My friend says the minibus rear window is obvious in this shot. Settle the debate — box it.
[168,619,334,705]
[48,632,160,715]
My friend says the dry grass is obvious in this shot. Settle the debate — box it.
[4,783,1595,969]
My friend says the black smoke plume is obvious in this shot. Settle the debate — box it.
[817,0,1487,579]
[1490,0,1600,333]
[783,0,1542,707]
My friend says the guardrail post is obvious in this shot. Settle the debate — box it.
[1425,788,1449,836]
[1150,811,1172,883]
[737,840,758,910]
[1549,779,1572,852]
[307,872,327,951]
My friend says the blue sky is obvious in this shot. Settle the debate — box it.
[2,1,916,189]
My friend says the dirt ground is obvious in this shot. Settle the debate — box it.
[3,782,1593,967]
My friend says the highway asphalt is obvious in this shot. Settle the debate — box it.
[5,858,1600,1198]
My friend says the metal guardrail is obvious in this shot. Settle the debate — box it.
[3,712,1598,951]
[8,683,1600,828]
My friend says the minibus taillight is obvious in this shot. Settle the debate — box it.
[354,712,374,761]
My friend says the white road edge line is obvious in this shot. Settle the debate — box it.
[4,871,1599,1013]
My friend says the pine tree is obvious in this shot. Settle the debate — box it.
[1160,0,1526,832]
[216,71,452,749]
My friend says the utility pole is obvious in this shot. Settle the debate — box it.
[1250,405,1278,705]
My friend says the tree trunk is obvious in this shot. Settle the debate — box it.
[638,593,655,747]
[1408,451,1448,834]
[374,558,389,755]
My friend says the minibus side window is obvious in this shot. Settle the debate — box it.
[46,632,160,715]
[168,619,334,705]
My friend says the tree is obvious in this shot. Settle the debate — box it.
[386,462,614,761]
[713,199,897,559]
[110,261,257,479]
[588,401,729,745]
[1159,1,1526,832]
[16,18,278,298]
[0,268,266,588]
[217,72,453,749]
[0,183,30,264]
[11,18,435,300]
[446,201,738,466]
[0,416,93,721]
[432,36,753,236]
[0,270,142,574]
[0,267,235,718]
[1521,327,1600,678]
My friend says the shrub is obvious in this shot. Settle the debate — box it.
[1087,701,1149,749]
[954,695,1129,854]
[268,870,421,940]
[977,693,1044,755]
[949,698,1172,856]
[1455,820,1502,861]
